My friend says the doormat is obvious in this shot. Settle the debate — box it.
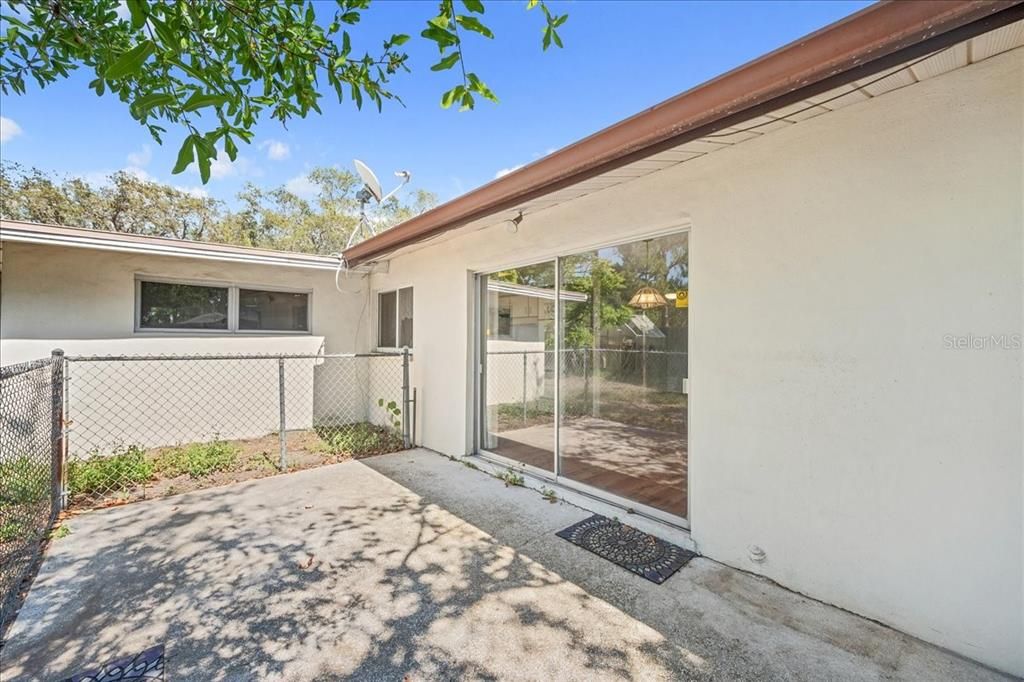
[63,644,164,682]
[556,514,696,584]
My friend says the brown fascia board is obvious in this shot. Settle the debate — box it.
[343,0,1024,266]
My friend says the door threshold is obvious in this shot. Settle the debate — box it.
[467,452,695,552]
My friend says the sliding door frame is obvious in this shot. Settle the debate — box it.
[473,225,691,529]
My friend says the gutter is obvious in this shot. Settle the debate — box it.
[343,0,1024,266]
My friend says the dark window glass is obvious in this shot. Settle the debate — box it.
[398,287,414,348]
[239,289,309,331]
[139,281,228,330]
[378,291,397,347]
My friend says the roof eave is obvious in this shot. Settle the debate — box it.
[343,0,1024,266]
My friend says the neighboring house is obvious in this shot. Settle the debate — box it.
[1,2,1022,676]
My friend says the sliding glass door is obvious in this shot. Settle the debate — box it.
[479,262,557,472]
[478,231,689,519]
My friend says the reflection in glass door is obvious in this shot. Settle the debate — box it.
[479,262,556,472]
[558,233,689,517]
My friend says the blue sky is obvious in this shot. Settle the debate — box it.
[0,1,870,206]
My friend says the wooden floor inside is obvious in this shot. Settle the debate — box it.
[490,416,687,518]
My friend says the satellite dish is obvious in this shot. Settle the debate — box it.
[354,159,382,203]
[347,159,413,249]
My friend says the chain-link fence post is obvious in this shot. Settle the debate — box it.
[278,357,287,471]
[520,352,528,421]
[401,348,411,449]
[50,349,65,513]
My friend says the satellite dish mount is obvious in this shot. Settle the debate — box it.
[347,159,411,249]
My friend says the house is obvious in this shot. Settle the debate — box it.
[1,1,1022,676]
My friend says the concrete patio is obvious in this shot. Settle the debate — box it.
[0,449,1010,681]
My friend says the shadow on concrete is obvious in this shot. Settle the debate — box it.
[0,450,1009,681]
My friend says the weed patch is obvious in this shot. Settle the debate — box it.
[68,444,153,496]
[497,469,525,487]
[316,423,403,458]
[155,439,239,479]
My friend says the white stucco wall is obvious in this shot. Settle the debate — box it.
[367,50,1024,675]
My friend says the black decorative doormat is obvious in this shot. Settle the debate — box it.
[63,644,165,682]
[556,514,696,584]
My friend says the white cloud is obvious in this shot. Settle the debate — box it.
[284,174,318,199]
[494,164,524,180]
[260,139,291,161]
[191,152,260,180]
[123,166,154,181]
[126,144,152,168]
[0,116,23,143]
[173,185,209,198]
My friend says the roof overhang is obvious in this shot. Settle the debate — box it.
[0,220,341,271]
[343,0,1024,266]
[487,280,588,302]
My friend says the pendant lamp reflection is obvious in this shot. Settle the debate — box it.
[629,239,667,309]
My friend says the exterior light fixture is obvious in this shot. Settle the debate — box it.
[506,210,524,234]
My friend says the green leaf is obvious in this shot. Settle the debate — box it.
[224,134,238,162]
[182,92,229,112]
[440,85,462,109]
[526,0,538,9]
[172,135,196,175]
[455,15,494,39]
[389,33,410,46]
[430,52,460,72]
[125,0,148,30]
[377,398,384,407]
[133,92,175,115]
[104,40,155,80]
[462,0,485,13]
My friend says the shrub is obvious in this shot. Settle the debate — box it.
[155,439,239,479]
[68,444,154,496]
[316,423,403,457]
[0,456,49,507]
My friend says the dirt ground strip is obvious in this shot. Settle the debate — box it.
[68,428,404,511]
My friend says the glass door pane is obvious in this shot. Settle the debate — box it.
[480,262,557,471]
[558,233,689,517]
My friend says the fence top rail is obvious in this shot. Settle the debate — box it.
[485,348,687,356]
[0,356,53,380]
[63,351,408,362]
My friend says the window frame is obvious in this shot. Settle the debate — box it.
[376,285,414,350]
[134,275,313,335]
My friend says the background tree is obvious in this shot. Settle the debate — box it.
[0,161,437,254]
[0,0,568,182]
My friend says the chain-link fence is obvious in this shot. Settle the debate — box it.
[61,351,413,508]
[0,354,61,628]
[485,348,687,433]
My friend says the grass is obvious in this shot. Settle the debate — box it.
[0,456,49,508]
[68,444,153,497]
[154,439,239,479]
[316,423,404,458]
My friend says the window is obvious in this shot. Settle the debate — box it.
[378,287,413,348]
[239,289,309,332]
[139,281,229,330]
[136,278,310,333]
